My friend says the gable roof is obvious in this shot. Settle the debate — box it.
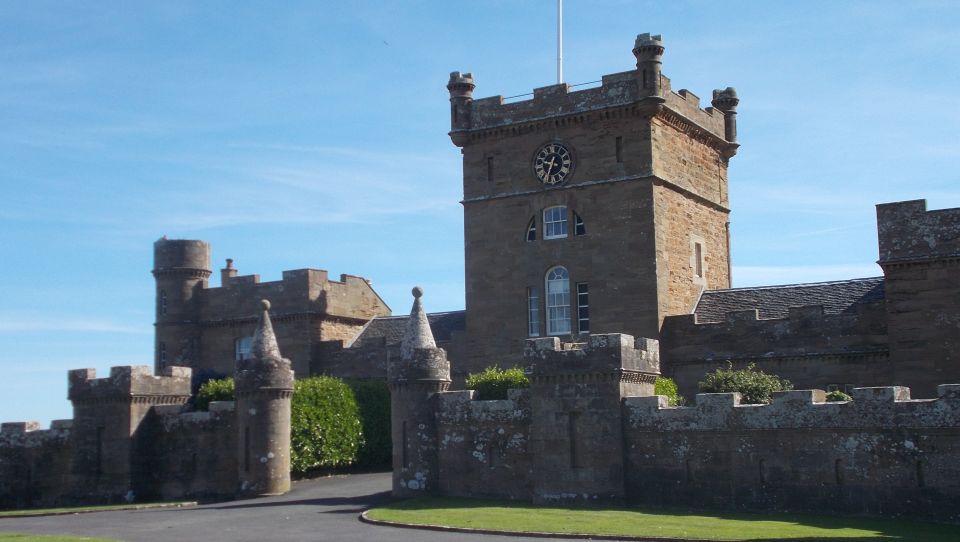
[348,310,466,347]
[693,277,885,324]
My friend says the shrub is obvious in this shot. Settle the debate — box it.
[465,365,529,400]
[825,390,853,402]
[195,377,235,411]
[698,363,792,405]
[347,379,392,469]
[654,377,685,406]
[290,376,363,474]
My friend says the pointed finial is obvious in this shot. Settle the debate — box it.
[400,286,437,360]
[251,299,282,361]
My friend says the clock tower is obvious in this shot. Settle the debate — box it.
[448,34,740,374]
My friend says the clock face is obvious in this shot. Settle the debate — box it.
[534,143,573,185]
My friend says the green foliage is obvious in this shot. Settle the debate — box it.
[697,363,793,405]
[347,379,392,468]
[195,377,235,411]
[826,390,853,402]
[290,376,363,474]
[465,365,530,400]
[654,377,685,406]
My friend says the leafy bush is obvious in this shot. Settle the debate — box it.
[698,363,792,405]
[291,376,363,474]
[654,377,685,406]
[195,377,235,411]
[825,390,853,402]
[347,379,392,469]
[465,365,530,400]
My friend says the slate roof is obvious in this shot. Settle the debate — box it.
[693,277,886,324]
[348,310,466,347]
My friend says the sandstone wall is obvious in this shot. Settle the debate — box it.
[623,386,960,522]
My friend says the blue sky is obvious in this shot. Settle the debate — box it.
[2,1,958,425]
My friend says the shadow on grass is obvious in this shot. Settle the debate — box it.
[376,497,959,542]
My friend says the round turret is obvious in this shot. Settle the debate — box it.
[447,71,476,144]
[711,87,740,143]
[633,33,665,96]
[152,239,211,372]
[153,239,212,276]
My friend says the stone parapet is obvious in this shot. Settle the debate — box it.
[524,333,660,383]
[877,199,960,264]
[67,366,192,404]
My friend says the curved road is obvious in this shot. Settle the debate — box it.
[0,472,578,541]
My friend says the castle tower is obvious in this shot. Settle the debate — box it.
[449,33,740,373]
[388,287,451,497]
[67,365,191,501]
[235,299,294,496]
[153,239,212,372]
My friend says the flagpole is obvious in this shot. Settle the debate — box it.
[557,0,563,84]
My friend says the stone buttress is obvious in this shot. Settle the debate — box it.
[235,299,294,496]
[388,287,451,496]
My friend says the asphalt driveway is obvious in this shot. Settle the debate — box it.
[0,472,576,541]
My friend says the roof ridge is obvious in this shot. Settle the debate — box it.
[703,276,883,294]
[369,310,466,321]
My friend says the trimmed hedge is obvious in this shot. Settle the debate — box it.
[195,377,235,411]
[347,379,392,468]
[465,365,530,400]
[826,390,853,402]
[698,363,793,405]
[654,376,685,406]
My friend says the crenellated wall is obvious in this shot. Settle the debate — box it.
[661,302,891,398]
[623,385,960,522]
[0,421,73,509]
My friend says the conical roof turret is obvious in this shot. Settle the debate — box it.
[400,286,437,360]
[251,299,282,362]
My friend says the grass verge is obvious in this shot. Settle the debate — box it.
[0,502,195,518]
[0,534,120,542]
[365,497,960,541]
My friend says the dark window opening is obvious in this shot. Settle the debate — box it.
[158,342,167,367]
[526,217,537,241]
[616,136,623,163]
[574,213,586,236]
[568,412,581,468]
[694,242,704,278]
[158,290,167,316]
[486,156,494,182]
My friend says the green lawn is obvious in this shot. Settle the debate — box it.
[0,502,194,518]
[0,535,119,542]
[366,497,960,541]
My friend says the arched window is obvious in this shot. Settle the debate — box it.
[526,217,537,241]
[235,336,254,362]
[543,206,568,239]
[545,266,571,335]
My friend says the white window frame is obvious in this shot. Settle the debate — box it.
[235,336,254,362]
[576,282,589,335]
[527,287,541,337]
[543,206,568,240]
[545,266,571,335]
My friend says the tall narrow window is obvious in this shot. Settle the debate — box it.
[158,342,167,367]
[694,242,704,278]
[235,336,254,362]
[526,217,537,241]
[615,136,623,163]
[543,206,568,239]
[576,283,590,334]
[546,266,571,335]
[158,289,168,316]
[574,212,586,236]
[527,287,541,337]
[451,104,458,125]
[486,156,494,182]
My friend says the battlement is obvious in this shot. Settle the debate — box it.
[523,333,660,379]
[661,300,888,365]
[877,199,960,264]
[450,34,731,145]
[0,419,72,446]
[625,384,960,431]
[436,389,531,426]
[200,263,389,323]
[67,365,192,403]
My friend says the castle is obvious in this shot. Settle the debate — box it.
[1,33,958,520]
